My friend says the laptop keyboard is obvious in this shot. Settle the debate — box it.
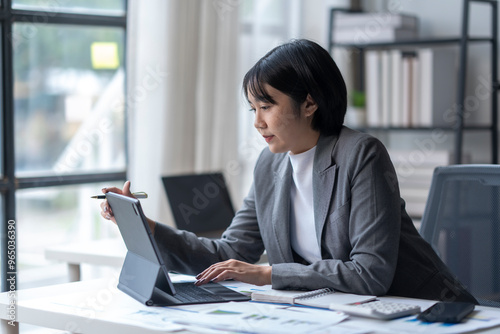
[173,282,226,303]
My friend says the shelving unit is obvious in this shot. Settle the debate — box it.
[328,0,499,164]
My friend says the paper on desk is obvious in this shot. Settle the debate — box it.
[172,301,348,334]
[344,308,500,334]
[112,307,187,331]
[219,280,273,295]
[19,293,186,333]
[309,326,371,334]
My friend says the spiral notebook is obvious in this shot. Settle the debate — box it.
[251,288,376,309]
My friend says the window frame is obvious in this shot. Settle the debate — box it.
[0,0,128,292]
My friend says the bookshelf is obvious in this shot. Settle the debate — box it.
[328,0,499,165]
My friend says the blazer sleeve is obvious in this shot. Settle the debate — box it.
[271,135,402,295]
[153,183,265,276]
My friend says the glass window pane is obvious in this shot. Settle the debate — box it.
[13,23,126,176]
[16,183,122,289]
[12,0,125,16]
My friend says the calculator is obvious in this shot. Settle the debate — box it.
[329,300,421,320]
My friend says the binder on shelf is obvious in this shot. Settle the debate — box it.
[332,12,418,30]
[364,48,456,129]
[411,55,421,127]
[380,50,392,127]
[331,12,418,44]
[365,50,382,127]
[418,47,457,127]
[401,52,414,127]
[390,49,403,127]
[333,28,417,44]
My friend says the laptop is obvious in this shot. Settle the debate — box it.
[161,173,235,238]
[105,192,250,306]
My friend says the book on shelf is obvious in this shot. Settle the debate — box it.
[364,47,457,128]
[331,12,418,44]
[365,50,382,127]
[333,27,417,44]
[401,53,413,127]
[390,49,403,127]
[332,12,418,30]
[251,288,376,309]
[380,50,392,126]
[419,47,457,127]
[411,55,421,127]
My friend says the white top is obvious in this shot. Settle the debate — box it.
[288,146,321,264]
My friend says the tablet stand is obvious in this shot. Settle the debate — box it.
[117,251,178,306]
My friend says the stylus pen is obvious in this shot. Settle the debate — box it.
[90,192,148,199]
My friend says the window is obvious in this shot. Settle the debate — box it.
[12,0,125,16]
[13,24,125,175]
[0,1,127,293]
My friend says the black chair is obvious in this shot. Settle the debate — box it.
[419,165,500,307]
[161,172,235,238]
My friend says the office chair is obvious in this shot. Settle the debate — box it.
[161,172,235,238]
[419,165,500,307]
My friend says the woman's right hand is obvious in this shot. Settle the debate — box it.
[100,180,133,224]
[99,180,156,234]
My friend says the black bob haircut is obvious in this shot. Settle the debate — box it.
[243,39,347,136]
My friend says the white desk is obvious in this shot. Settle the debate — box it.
[2,277,500,334]
[45,238,126,281]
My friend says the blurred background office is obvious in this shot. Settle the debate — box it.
[1,0,495,317]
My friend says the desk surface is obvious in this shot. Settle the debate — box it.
[2,277,500,334]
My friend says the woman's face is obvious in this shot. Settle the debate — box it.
[248,84,319,155]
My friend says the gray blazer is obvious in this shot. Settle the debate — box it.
[154,127,477,302]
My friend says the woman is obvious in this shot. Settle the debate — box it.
[101,39,477,303]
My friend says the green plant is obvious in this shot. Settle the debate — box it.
[351,90,365,108]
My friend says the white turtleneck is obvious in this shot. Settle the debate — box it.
[288,146,321,264]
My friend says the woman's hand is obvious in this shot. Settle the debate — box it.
[99,181,156,234]
[194,259,272,286]
[100,181,133,224]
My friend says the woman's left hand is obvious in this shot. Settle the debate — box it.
[194,259,271,286]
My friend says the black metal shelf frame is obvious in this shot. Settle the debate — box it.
[353,125,496,132]
[0,0,128,292]
[334,37,493,49]
[329,0,499,165]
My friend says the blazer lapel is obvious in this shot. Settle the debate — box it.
[313,134,339,247]
[272,156,294,263]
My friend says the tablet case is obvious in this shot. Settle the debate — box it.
[106,192,178,306]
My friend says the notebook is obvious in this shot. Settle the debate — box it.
[162,173,235,237]
[105,192,250,306]
[251,288,376,309]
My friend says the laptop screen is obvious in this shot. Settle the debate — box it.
[162,173,235,235]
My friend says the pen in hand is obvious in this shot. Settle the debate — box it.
[90,192,148,199]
